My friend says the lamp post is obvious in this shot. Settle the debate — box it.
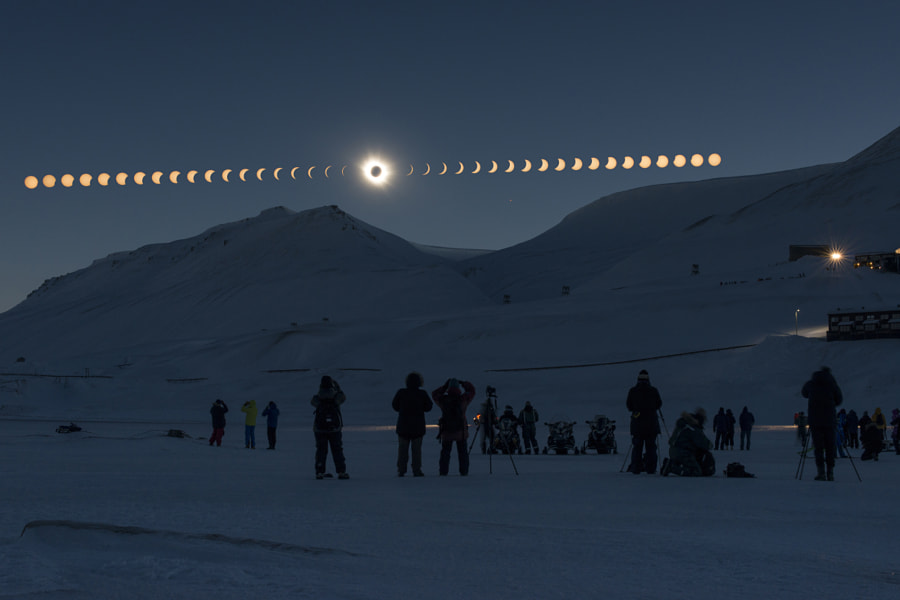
[795,309,800,336]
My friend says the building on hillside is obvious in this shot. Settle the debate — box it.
[827,307,900,341]
[853,250,900,273]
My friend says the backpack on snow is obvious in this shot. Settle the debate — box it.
[315,399,342,432]
[725,462,755,478]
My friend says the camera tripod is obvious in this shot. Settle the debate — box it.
[796,430,861,482]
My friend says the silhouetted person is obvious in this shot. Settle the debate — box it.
[801,366,843,481]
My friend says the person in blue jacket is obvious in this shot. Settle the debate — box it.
[262,401,280,450]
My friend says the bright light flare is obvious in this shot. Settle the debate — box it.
[362,159,390,186]
[830,252,843,261]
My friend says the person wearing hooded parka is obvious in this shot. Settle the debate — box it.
[392,372,433,477]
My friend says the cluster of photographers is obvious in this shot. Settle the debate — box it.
[208,367,900,481]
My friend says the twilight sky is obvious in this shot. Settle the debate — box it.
[1,0,898,312]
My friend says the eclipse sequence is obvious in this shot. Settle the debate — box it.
[24,153,722,190]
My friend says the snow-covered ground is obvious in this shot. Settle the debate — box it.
[1,417,897,599]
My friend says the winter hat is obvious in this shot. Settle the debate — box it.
[447,378,462,394]
[505,405,513,412]
[320,375,334,389]
[525,401,532,407]
[637,370,650,381]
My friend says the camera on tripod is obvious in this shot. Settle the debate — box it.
[485,385,497,398]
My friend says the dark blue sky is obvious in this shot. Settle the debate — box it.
[2,0,899,311]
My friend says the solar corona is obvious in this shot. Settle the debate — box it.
[24,152,723,190]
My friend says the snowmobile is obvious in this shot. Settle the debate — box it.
[582,414,617,454]
[492,418,522,454]
[542,421,578,455]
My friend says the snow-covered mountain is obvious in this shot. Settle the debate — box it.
[1,126,899,425]
[1,205,486,354]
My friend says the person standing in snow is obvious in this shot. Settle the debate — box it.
[312,375,348,479]
[713,407,727,450]
[625,369,662,474]
[392,371,433,477]
[739,406,755,450]
[261,401,280,450]
[518,401,540,454]
[432,378,476,476]
[209,399,228,447]
[724,408,736,450]
[241,399,258,449]
[801,366,843,481]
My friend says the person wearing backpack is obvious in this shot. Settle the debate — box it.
[518,401,540,454]
[392,372,433,477]
[432,378,476,476]
[311,375,348,479]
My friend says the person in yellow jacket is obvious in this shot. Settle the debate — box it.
[241,399,258,449]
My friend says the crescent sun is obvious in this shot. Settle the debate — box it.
[522,159,532,172]
[639,156,651,169]
[423,163,431,176]
[488,161,498,173]
[439,162,448,175]
[407,164,414,176]
[273,167,282,180]
[656,155,669,168]
[455,162,465,175]
[291,167,299,179]
[239,168,249,182]
[605,157,617,170]
[622,156,635,169]
[187,170,198,183]
[472,161,481,174]
[222,169,232,182]
[151,171,163,184]
[256,168,265,181]
[538,159,549,172]
[169,170,180,184]
[205,170,215,182]
[588,157,600,170]
[324,166,332,178]
[134,172,146,185]
[307,166,315,179]
[555,158,566,172]
[505,160,515,173]
[342,165,348,175]
[98,173,111,186]
[116,172,128,185]
[572,158,583,171]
